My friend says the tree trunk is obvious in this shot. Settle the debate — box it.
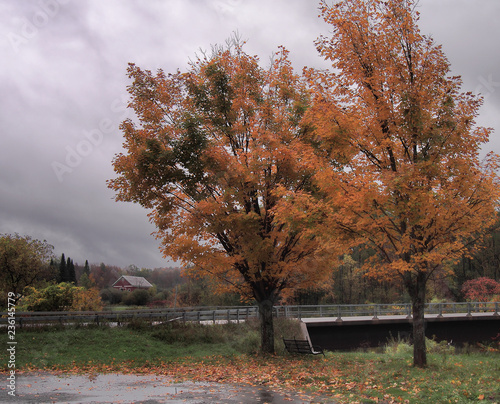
[258,299,275,354]
[410,271,427,367]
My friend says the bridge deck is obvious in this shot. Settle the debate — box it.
[303,312,500,350]
[302,312,499,326]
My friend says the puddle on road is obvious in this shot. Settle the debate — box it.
[2,372,333,403]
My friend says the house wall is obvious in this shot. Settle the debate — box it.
[113,278,135,291]
[112,278,150,292]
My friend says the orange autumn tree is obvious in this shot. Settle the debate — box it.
[307,0,500,366]
[108,40,331,354]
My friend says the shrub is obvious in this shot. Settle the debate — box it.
[100,288,123,304]
[122,289,151,306]
[462,277,500,302]
[231,329,260,354]
[385,333,455,359]
[71,288,102,311]
[132,289,150,306]
[150,319,264,353]
[385,332,412,357]
[121,291,134,306]
[19,283,103,311]
[426,337,455,355]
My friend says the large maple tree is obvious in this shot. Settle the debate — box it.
[307,0,500,366]
[108,40,332,354]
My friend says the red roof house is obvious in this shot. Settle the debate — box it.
[112,275,153,292]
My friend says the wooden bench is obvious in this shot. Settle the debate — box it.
[283,337,324,356]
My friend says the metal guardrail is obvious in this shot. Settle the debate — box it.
[275,302,500,320]
[0,306,259,328]
[1,302,498,328]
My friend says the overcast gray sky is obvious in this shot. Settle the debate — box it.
[1,0,499,269]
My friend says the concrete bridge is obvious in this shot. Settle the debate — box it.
[293,304,500,351]
[3,302,498,351]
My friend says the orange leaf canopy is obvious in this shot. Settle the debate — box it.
[109,40,334,302]
[307,0,500,281]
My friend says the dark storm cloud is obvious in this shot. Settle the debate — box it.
[1,0,499,269]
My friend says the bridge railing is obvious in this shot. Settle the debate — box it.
[274,304,411,319]
[1,302,498,327]
[426,301,500,316]
[274,302,500,320]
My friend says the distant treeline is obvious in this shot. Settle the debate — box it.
[40,218,500,307]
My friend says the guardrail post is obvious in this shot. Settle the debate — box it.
[466,303,472,317]
[213,310,216,324]
[494,302,499,317]
[372,305,378,320]
[227,309,230,323]
[437,304,443,318]
[336,306,342,322]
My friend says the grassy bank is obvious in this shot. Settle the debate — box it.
[2,320,499,403]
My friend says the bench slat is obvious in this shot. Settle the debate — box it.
[283,337,324,356]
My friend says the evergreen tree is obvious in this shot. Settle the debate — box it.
[67,257,76,284]
[84,260,90,276]
[49,258,59,282]
[58,253,68,283]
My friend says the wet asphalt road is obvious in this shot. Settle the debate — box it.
[1,372,336,403]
